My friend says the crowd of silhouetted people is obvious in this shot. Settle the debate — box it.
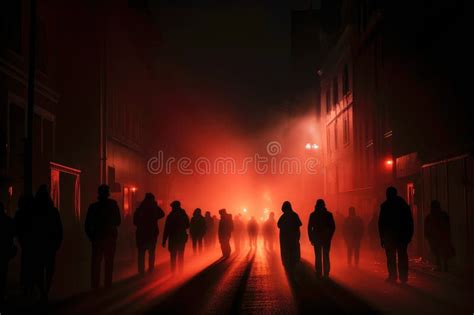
[0,184,456,308]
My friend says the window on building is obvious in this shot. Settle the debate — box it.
[343,111,349,145]
[326,89,331,113]
[343,64,349,95]
[333,77,338,105]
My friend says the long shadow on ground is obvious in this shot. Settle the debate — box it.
[286,260,380,314]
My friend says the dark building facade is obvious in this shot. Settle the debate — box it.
[319,0,473,275]
[1,0,163,270]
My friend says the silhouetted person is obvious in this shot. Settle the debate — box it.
[379,186,414,283]
[31,185,63,301]
[368,209,380,259]
[162,201,190,273]
[14,194,34,295]
[308,199,335,279]
[424,200,454,272]
[133,193,165,275]
[247,217,259,249]
[263,212,277,251]
[233,214,244,253]
[0,202,16,305]
[190,208,207,255]
[278,201,302,269]
[85,185,121,289]
[218,209,233,258]
[342,207,364,267]
[204,211,214,250]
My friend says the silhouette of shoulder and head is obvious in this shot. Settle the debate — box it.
[98,184,111,201]
[282,201,293,213]
[193,208,202,217]
[386,186,397,201]
[170,200,181,211]
[315,199,326,212]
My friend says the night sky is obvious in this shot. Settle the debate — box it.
[149,0,321,131]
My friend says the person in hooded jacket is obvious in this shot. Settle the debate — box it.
[424,200,454,272]
[379,186,413,283]
[277,201,302,270]
[85,184,121,289]
[218,209,233,258]
[190,208,207,255]
[162,201,190,273]
[134,193,165,275]
[31,185,63,301]
[308,199,335,279]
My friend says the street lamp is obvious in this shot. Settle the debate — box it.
[305,143,320,151]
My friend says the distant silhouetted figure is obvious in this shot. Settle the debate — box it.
[263,212,277,251]
[278,201,302,269]
[85,185,121,289]
[162,201,190,273]
[218,209,233,258]
[31,185,63,301]
[424,200,454,272]
[204,211,214,250]
[233,214,244,253]
[133,193,165,275]
[190,208,207,255]
[308,199,335,279]
[247,217,259,249]
[379,187,413,283]
[342,207,364,267]
[0,202,16,305]
[14,194,34,295]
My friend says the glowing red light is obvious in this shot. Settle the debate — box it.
[131,187,137,192]
[312,144,319,150]
[305,143,311,150]
[386,159,393,165]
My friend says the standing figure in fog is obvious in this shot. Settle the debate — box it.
[233,214,244,253]
[247,217,259,249]
[218,209,233,258]
[85,185,121,289]
[342,206,364,267]
[133,193,165,275]
[204,211,214,250]
[14,194,34,295]
[379,187,413,283]
[263,212,277,251]
[31,185,63,301]
[162,201,190,274]
[0,202,16,305]
[277,201,302,269]
[190,208,207,255]
[424,200,454,272]
[308,199,335,279]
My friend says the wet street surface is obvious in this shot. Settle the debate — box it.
[4,245,472,314]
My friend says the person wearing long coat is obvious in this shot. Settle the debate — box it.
[162,201,190,273]
[277,201,302,270]
[190,208,207,255]
[134,193,165,275]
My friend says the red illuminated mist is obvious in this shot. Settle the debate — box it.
[151,64,324,222]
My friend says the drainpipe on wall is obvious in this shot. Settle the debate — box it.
[25,0,37,195]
